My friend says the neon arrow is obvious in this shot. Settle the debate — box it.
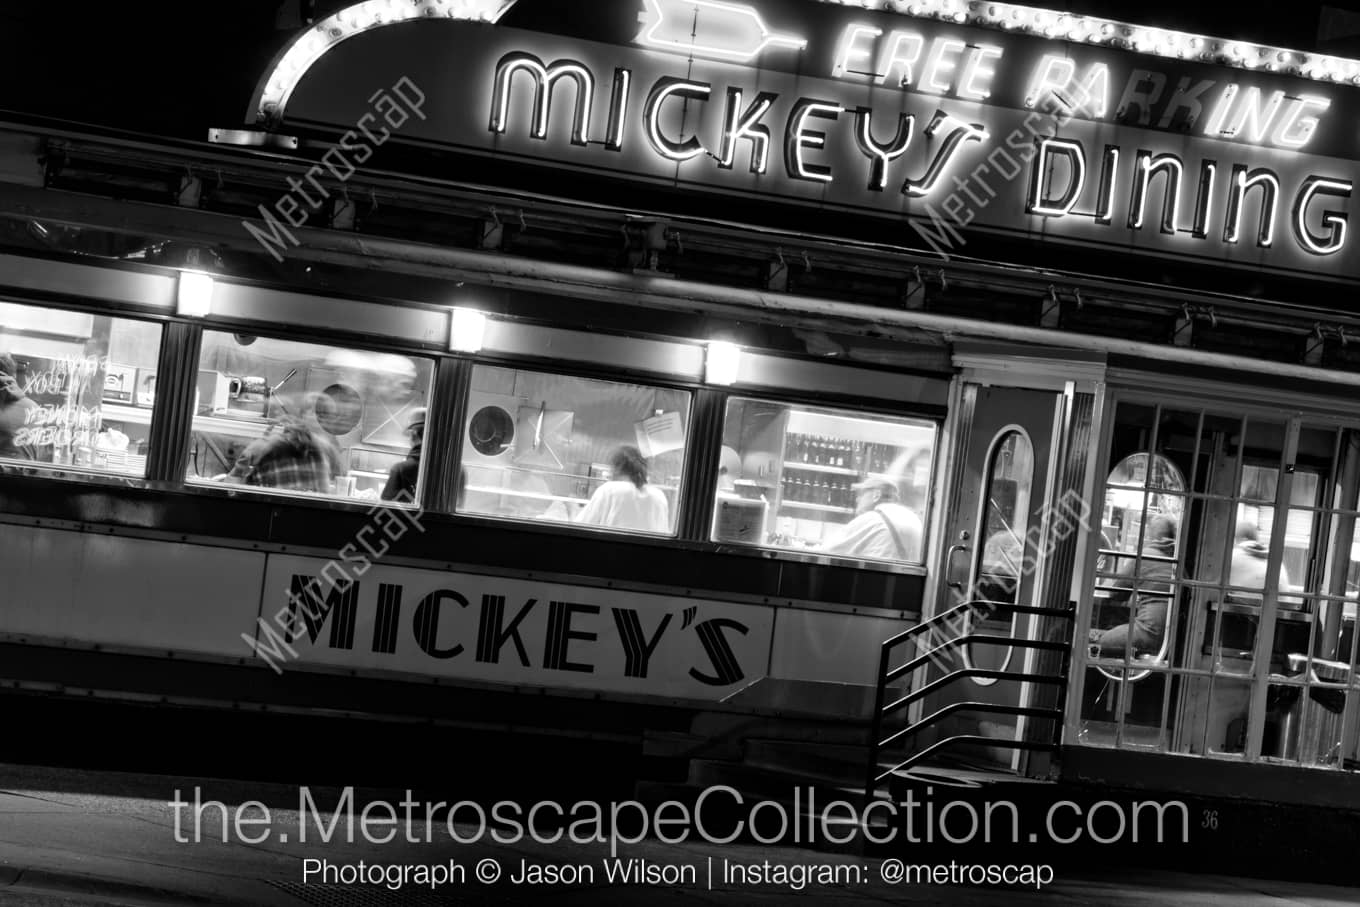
[637,0,808,63]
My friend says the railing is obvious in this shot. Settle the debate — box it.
[865,600,1075,801]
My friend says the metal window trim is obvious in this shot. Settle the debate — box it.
[1065,380,1114,743]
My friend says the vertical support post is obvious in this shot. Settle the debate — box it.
[145,320,203,485]
[677,388,724,541]
[1244,418,1300,760]
[425,356,470,516]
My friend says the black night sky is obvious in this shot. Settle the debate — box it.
[0,1,1355,141]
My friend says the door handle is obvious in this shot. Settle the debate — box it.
[945,544,971,589]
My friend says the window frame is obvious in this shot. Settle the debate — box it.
[1072,385,1360,772]
[180,327,440,510]
[451,358,699,540]
[0,301,168,483]
[704,389,943,575]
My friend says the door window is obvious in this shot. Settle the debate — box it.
[973,430,1035,609]
[963,428,1035,681]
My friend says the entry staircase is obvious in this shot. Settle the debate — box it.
[634,600,1075,852]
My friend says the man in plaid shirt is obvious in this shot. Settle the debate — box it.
[226,414,332,493]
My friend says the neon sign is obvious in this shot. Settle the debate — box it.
[246,0,1360,282]
[637,0,807,63]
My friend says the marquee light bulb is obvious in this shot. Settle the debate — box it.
[812,0,1360,88]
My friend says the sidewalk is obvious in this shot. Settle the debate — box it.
[0,763,1358,906]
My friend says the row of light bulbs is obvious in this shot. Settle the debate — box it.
[176,271,744,385]
[260,0,515,120]
[821,0,1360,86]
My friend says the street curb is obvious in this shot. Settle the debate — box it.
[0,865,302,906]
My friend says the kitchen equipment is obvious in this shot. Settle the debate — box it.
[463,392,526,466]
[315,382,363,436]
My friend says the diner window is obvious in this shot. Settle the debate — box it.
[0,302,162,478]
[457,365,690,536]
[711,397,936,566]
[185,331,433,503]
[1079,399,1360,771]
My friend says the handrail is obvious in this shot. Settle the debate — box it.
[886,633,1070,685]
[865,599,1076,802]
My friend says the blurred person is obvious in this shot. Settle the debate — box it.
[976,526,1025,604]
[382,407,425,502]
[1089,513,1178,657]
[576,445,669,533]
[0,353,38,460]
[1229,519,1292,593]
[221,408,333,493]
[821,475,923,562]
[296,390,346,481]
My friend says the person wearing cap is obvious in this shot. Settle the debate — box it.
[0,353,39,461]
[820,474,923,562]
[381,407,425,503]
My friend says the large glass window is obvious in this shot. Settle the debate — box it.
[0,301,162,478]
[711,398,936,566]
[186,332,433,503]
[1079,398,1360,771]
[457,365,690,536]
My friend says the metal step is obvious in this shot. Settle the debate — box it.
[741,738,876,785]
[688,712,875,747]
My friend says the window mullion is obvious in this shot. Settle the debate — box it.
[1244,418,1301,761]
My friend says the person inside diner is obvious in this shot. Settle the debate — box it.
[381,407,425,503]
[1089,513,1178,657]
[0,353,38,461]
[220,402,334,494]
[820,474,923,562]
[575,444,670,533]
[1228,519,1292,595]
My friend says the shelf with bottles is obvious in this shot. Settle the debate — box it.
[781,432,913,476]
[778,471,859,512]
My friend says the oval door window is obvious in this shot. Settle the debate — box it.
[964,429,1034,685]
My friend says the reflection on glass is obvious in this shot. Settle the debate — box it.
[458,366,689,536]
[0,302,162,477]
[974,431,1033,607]
[711,398,935,565]
[186,332,433,503]
[1092,453,1184,662]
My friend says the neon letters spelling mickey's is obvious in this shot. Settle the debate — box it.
[250,0,1360,279]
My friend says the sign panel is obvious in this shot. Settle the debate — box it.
[0,525,267,658]
[250,0,1360,283]
[258,554,774,700]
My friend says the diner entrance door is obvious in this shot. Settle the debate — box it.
[925,380,1069,772]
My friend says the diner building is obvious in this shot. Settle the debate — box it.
[2,0,1360,860]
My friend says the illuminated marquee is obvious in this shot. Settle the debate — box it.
[248,0,1360,280]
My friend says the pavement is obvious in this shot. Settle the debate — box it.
[0,762,1358,906]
